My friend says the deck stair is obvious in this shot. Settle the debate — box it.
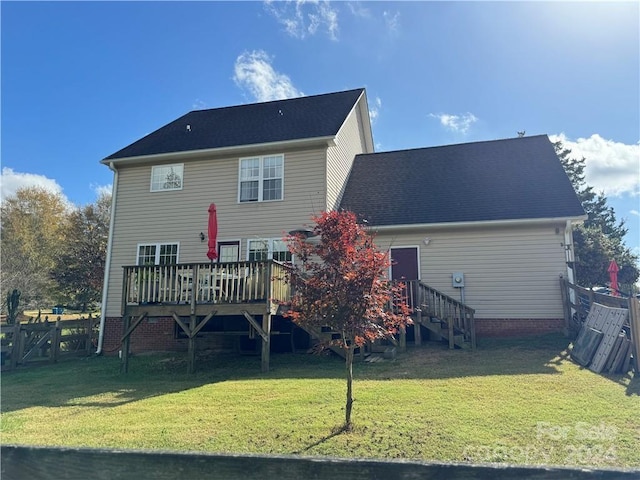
[403,280,476,349]
[296,280,475,356]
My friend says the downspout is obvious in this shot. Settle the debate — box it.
[96,162,118,355]
[564,220,577,285]
[564,220,577,311]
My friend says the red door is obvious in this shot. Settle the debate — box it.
[390,247,419,282]
[390,247,419,310]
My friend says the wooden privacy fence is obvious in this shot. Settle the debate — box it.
[0,316,96,371]
[560,277,640,373]
[2,445,637,480]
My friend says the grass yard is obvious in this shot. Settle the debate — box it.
[1,334,638,469]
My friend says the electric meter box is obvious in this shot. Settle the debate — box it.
[452,272,465,288]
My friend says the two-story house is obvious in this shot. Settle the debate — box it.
[97,88,585,369]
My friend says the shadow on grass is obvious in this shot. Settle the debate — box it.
[3,333,631,413]
[291,424,349,455]
[555,340,638,397]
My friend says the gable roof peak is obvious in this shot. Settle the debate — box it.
[189,88,365,115]
[365,134,550,158]
[341,133,585,226]
[104,88,366,161]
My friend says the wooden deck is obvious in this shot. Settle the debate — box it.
[120,260,290,373]
[119,261,476,373]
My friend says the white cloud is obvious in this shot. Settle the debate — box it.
[265,0,339,41]
[550,133,640,197]
[429,112,478,135]
[383,10,401,33]
[0,168,66,202]
[192,99,208,110]
[233,50,303,102]
[91,183,113,199]
[347,2,371,19]
[369,96,382,123]
[631,210,639,217]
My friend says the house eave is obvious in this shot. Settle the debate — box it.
[369,215,588,232]
[101,136,336,166]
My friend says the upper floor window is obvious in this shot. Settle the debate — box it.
[239,155,283,202]
[151,164,183,192]
[137,243,179,265]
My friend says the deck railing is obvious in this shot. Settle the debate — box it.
[122,260,290,307]
[398,280,476,348]
[121,263,473,346]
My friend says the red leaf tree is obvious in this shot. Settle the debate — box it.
[284,211,411,428]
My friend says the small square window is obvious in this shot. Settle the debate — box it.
[151,164,183,192]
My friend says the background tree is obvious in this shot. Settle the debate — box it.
[555,141,639,291]
[284,211,411,428]
[1,187,68,310]
[51,193,111,311]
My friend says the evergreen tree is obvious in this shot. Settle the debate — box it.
[554,141,639,291]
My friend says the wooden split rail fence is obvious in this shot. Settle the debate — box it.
[0,317,97,371]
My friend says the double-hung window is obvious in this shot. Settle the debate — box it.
[272,240,292,262]
[247,239,292,262]
[239,155,283,202]
[151,164,183,192]
[247,240,270,262]
[137,243,179,265]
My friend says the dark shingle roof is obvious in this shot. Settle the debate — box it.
[339,135,585,226]
[105,89,364,160]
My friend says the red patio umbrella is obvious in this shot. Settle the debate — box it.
[607,260,619,296]
[206,203,218,261]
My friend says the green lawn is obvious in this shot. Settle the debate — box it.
[1,334,638,468]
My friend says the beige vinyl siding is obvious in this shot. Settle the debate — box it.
[326,98,371,211]
[375,223,569,320]
[104,147,327,316]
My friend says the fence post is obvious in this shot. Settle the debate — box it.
[50,318,61,364]
[86,315,95,356]
[10,322,21,369]
[628,297,640,373]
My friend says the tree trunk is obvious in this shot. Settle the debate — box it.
[344,344,354,429]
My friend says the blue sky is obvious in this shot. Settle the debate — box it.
[2,1,639,255]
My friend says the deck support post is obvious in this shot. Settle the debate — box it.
[414,310,422,346]
[187,314,197,374]
[399,324,406,352]
[119,312,148,374]
[121,315,131,374]
[261,313,272,373]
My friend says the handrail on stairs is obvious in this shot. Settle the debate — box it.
[394,280,476,349]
